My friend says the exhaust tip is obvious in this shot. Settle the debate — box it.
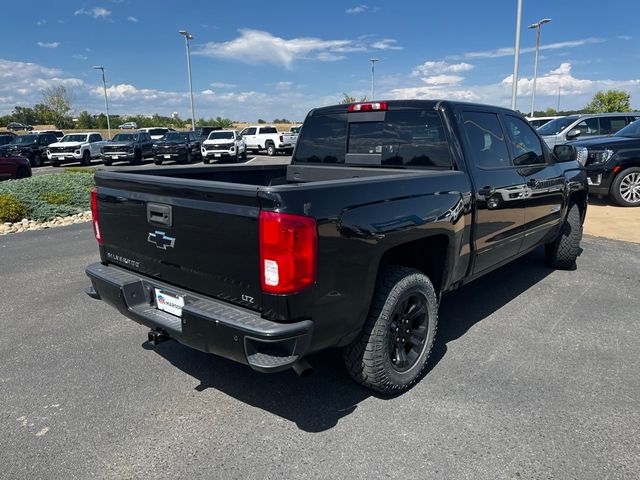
[292,358,313,378]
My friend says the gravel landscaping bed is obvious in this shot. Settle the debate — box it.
[0,210,91,234]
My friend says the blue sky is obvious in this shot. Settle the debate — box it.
[1,0,639,121]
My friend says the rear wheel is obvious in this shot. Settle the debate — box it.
[103,160,112,166]
[203,157,210,164]
[51,161,60,168]
[133,149,142,165]
[81,150,91,166]
[610,167,640,207]
[266,143,276,156]
[343,266,438,394]
[241,148,247,160]
[545,203,583,269]
[154,159,162,166]
[184,150,193,164]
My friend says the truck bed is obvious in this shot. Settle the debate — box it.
[93,163,468,318]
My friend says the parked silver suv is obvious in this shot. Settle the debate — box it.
[538,112,640,147]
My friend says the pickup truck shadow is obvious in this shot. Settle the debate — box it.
[149,247,554,433]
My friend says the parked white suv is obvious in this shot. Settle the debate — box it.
[118,121,138,130]
[239,125,295,156]
[201,130,246,163]
[47,132,104,166]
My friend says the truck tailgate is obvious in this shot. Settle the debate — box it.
[95,172,263,311]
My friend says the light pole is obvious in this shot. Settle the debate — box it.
[179,30,196,131]
[92,66,111,139]
[511,0,523,110]
[370,58,379,100]
[528,18,552,117]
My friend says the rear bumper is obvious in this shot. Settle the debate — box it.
[85,262,313,373]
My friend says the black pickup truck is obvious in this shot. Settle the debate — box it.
[85,100,588,394]
[100,132,154,165]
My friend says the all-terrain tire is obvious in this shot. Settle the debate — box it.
[545,202,583,269]
[266,142,276,156]
[343,266,438,395]
[81,150,91,166]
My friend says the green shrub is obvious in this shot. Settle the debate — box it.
[0,172,94,221]
[0,194,29,223]
[38,191,73,205]
[63,167,100,174]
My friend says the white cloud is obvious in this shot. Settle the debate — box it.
[195,29,356,68]
[0,59,84,113]
[412,60,474,77]
[37,42,60,49]
[126,16,138,23]
[36,19,46,26]
[195,30,401,68]
[456,38,605,59]
[421,75,465,86]
[269,81,294,90]
[346,5,379,14]
[210,82,236,89]
[371,39,403,51]
[388,61,640,112]
[72,54,88,60]
[617,35,632,41]
[74,7,112,19]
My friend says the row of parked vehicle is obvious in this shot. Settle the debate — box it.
[525,112,640,207]
[0,124,301,177]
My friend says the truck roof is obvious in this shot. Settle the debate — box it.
[309,99,521,116]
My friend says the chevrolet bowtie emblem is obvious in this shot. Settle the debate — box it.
[147,230,176,250]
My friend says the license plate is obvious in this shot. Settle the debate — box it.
[164,154,171,159]
[112,155,119,160]
[155,288,184,317]
[214,153,221,157]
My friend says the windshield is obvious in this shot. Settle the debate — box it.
[615,119,640,138]
[12,135,38,144]
[61,134,89,143]
[162,132,187,141]
[0,136,13,145]
[112,133,138,142]
[537,116,578,135]
[208,131,234,140]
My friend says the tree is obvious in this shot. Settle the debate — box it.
[77,111,94,129]
[585,90,631,113]
[41,85,76,128]
[273,118,291,124]
[544,107,558,116]
[340,93,368,104]
[257,119,266,124]
[10,106,37,125]
[212,116,234,128]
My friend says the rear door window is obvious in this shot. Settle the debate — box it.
[600,116,627,135]
[260,127,278,134]
[461,111,512,169]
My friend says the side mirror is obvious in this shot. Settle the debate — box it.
[566,128,582,140]
[553,145,575,162]
[554,144,588,165]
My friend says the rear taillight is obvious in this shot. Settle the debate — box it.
[279,134,284,143]
[90,188,103,244]
[347,101,388,112]
[259,211,317,294]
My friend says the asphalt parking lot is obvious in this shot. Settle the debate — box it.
[1,225,638,479]
[32,153,291,176]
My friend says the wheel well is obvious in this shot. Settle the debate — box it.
[265,140,274,146]
[378,235,449,294]
[569,189,588,221]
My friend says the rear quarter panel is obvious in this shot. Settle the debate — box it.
[258,171,472,351]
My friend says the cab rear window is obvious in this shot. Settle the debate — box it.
[294,110,453,168]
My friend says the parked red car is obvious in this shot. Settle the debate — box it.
[0,152,31,180]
